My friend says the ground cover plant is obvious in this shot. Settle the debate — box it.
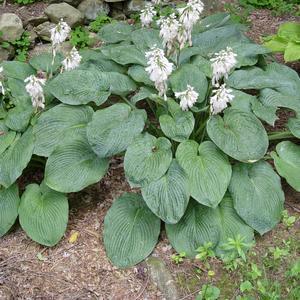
[0,0,300,269]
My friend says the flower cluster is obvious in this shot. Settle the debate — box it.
[145,47,174,100]
[0,67,5,95]
[62,47,82,71]
[24,75,46,110]
[210,47,238,87]
[50,19,71,57]
[210,84,234,115]
[175,85,199,111]
[140,4,156,27]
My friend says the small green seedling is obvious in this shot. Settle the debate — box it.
[240,280,253,293]
[248,263,262,280]
[196,242,215,261]
[196,284,220,300]
[171,251,186,264]
[281,210,296,229]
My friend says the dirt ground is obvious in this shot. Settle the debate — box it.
[0,1,300,300]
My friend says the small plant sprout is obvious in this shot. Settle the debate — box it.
[269,245,290,260]
[210,46,237,86]
[195,242,215,261]
[196,284,220,300]
[175,85,199,111]
[171,251,186,264]
[281,210,297,229]
[140,3,156,27]
[24,75,46,110]
[248,263,262,280]
[145,46,173,100]
[210,83,235,115]
[62,47,82,72]
[240,280,253,293]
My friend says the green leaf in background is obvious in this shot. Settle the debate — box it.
[0,184,20,237]
[87,104,146,158]
[29,52,63,73]
[207,108,268,162]
[191,55,213,78]
[284,41,300,62]
[131,28,162,51]
[33,104,94,157]
[271,141,300,192]
[170,64,208,103]
[0,127,34,188]
[98,22,133,44]
[124,133,172,187]
[104,193,161,268]
[0,122,16,156]
[159,100,195,142]
[264,36,287,52]
[277,22,300,42]
[128,65,154,86]
[45,132,109,193]
[130,86,157,104]
[141,159,190,224]
[288,116,300,138]
[19,183,68,246]
[166,196,254,257]
[176,140,231,208]
[1,61,35,80]
[229,161,284,235]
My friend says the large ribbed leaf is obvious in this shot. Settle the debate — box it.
[166,196,254,257]
[229,161,284,235]
[104,193,160,268]
[45,132,109,193]
[176,140,231,208]
[271,141,300,192]
[33,104,93,157]
[48,70,136,105]
[0,127,34,188]
[131,28,162,50]
[124,133,172,187]
[288,116,300,138]
[19,183,68,246]
[191,55,212,78]
[207,108,268,162]
[101,45,147,66]
[29,52,63,73]
[98,22,133,44]
[141,160,190,224]
[1,61,35,80]
[0,184,20,237]
[87,104,146,158]
[127,65,154,86]
[0,122,16,156]
[170,64,208,103]
[159,100,195,142]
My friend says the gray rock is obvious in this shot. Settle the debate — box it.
[49,0,82,7]
[0,46,15,61]
[45,3,84,28]
[0,13,24,42]
[27,15,49,27]
[125,0,147,15]
[28,41,72,59]
[104,0,126,2]
[146,257,179,300]
[78,0,110,22]
[34,21,56,42]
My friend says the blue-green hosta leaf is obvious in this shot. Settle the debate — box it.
[131,28,162,51]
[271,141,300,192]
[170,64,208,103]
[1,61,35,80]
[48,70,136,105]
[141,159,190,224]
[229,161,284,235]
[45,132,109,193]
[288,116,300,138]
[98,22,133,44]
[191,55,212,78]
[7,78,29,99]
[101,45,147,66]
[124,133,172,187]
[159,100,195,142]
[0,184,20,237]
[166,196,254,257]
[176,140,231,208]
[104,193,160,268]
[78,58,126,74]
[207,108,268,162]
[193,13,232,33]
[228,63,300,97]
[87,104,146,158]
[127,65,154,86]
[0,127,34,188]
[33,104,93,157]
[131,87,157,104]
[19,183,68,246]
[29,52,63,73]
[0,122,16,156]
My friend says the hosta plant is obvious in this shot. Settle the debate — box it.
[0,1,299,268]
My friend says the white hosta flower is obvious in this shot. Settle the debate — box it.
[0,66,4,95]
[210,84,234,115]
[178,0,204,46]
[177,23,189,50]
[62,47,82,71]
[158,14,179,54]
[152,0,161,4]
[210,47,237,86]
[24,75,46,110]
[175,85,198,111]
[140,4,156,27]
[145,47,174,100]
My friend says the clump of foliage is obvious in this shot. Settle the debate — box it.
[70,26,93,49]
[0,1,300,270]
[89,15,113,33]
[264,22,300,62]
[14,0,36,4]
